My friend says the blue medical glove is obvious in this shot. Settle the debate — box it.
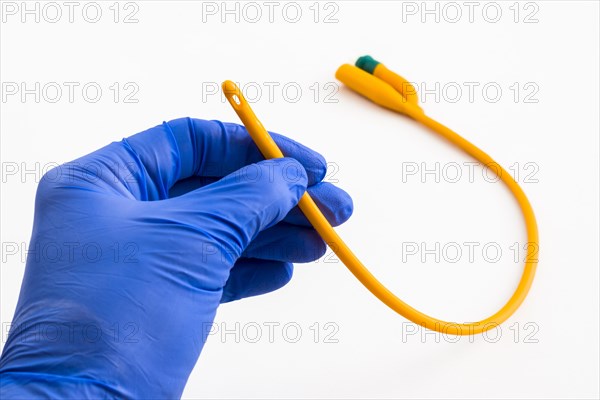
[0,118,353,399]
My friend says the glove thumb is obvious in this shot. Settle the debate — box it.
[168,158,308,262]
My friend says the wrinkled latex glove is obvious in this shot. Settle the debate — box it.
[0,118,353,399]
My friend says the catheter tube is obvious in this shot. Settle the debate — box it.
[222,76,538,336]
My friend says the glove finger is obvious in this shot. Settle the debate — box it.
[283,182,353,227]
[63,118,325,201]
[167,119,326,185]
[170,179,353,228]
[167,158,307,262]
[220,258,293,303]
[242,223,327,263]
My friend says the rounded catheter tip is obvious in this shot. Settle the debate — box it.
[222,80,238,94]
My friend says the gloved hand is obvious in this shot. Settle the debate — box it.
[0,118,353,399]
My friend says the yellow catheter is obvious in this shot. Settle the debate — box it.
[222,56,539,336]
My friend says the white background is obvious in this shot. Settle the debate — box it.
[1,1,599,398]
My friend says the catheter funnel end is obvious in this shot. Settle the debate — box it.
[356,55,381,74]
[335,64,421,116]
[353,56,422,109]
